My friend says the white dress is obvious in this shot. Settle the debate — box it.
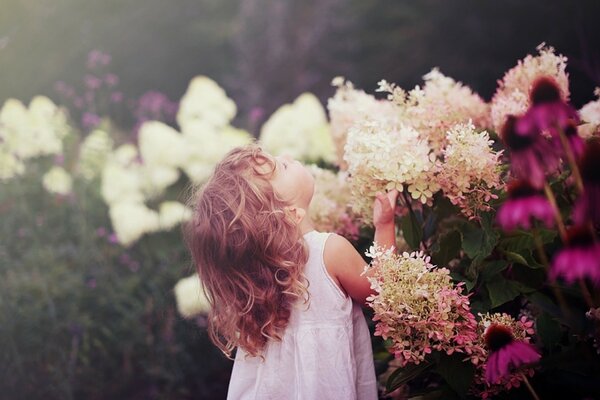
[226,231,378,400]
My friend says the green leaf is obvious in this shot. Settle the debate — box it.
[503,250,529,266]
[435,353,475,398]
[432,230,461,266]
[450,272,475,292]
[485,277,521,308]
[480,260,509,282]
[537,313,562,350]
[461,216,499,266]
[402,208,423,250]
[386,361,432,394]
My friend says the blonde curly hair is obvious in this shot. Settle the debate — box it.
[183,144,309,358]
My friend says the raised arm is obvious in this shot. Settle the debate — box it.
[324,189,399,305]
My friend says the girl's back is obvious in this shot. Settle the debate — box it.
[227,230,377,400]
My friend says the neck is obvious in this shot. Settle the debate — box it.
[298,216,315,235]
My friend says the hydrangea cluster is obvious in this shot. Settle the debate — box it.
[437,121,503,218]
[174,273,211,318]
[328,77,397,169]
[579,88,600,138]
[378,68,490,152]
[471,313,537,399]
[42,166,73,196]
[307,165,361,240]
[260,93,335,163]
[0,96,69,180]
[344,117,438,220]
[363,245,482,367]
[491,43,569,132]
[77,129,114,180]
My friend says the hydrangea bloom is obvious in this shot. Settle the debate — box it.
[437,121,503,218]
[328,77,397,169]
[471,313,538,399]
[0,96,69,160]
[579,88,600,138]
[176,76,237,131]
[158,201,193,231]
[307,165,360,239]
[109,201,160,247]
[260,93,335,163]
[378,69,490,152]
[491,44,569,132]
[174,274,211,318]
[77,129,114,180]
[344,117,438,220]
[42,166,73,195]
[363,245,482,367]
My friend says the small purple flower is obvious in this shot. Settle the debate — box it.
[502,115,560,189]
[108,233,119,244]
[84,74,102,90]
[87,50,111,69]
[134,90,178,123]
[484,323,541,384]
[573,139,600,227]
[96,227,107,237]
[81,112,101,130]
[104,73,119,87]
[497,180,555,231]
[551,225,600,285]
[110,91,124,104]
[516,76,579,138]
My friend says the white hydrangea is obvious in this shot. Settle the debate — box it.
[328,78,398,169]
[0,97,69,159]
[158,201,193,231]
[579,88,600,138]
[180,123,252,184]
[101,145,145,205]
[174,274,211,318]
[42,166,73,195]
[0,144,25,181]
[77,129,114,180]
[177,76,237,132]
[109,202,160,247]
[260,93,336,163]
[138,121,185,169]
[344,117,438,219]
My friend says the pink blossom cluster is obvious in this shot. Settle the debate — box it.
[437,121,503,219]
[363,245,483,367]
[471,313,537,399]
[491,43,569,132]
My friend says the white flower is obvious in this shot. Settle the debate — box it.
[174,274,211,318]
[177,76,237,132]
[138,121,185,169]
[77,129,114,180]
[0,144,25,181]
[42,166,73,195]
[158,201,193,231]
[109,202,160,246]
[260,93,335,163]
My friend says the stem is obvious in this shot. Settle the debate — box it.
[532,227,570,317]
[557,127,584,194]
[543,182,567,243]
[400,190,429,252]
[520,373,541,400]
[578,279,595,308]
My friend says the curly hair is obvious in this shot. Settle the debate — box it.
[183,144,309,358]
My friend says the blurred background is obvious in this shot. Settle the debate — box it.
[1,1,600,399]
[2,0,600,134]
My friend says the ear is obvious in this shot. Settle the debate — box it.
[286,206,307,225]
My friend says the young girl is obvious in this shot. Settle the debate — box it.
[184,144,398,400]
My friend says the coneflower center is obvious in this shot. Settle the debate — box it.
[484,324,514,352]
[502,117,534,151]
[531,76,561,105]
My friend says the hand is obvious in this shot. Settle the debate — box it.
[373,189,399,228]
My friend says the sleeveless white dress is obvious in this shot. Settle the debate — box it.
[226,231,378,400]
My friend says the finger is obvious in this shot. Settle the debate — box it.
[387,189,399,205]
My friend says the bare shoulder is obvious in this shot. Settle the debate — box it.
[323,233,372,304]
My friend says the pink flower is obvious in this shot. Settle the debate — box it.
[516,76,578,138]
[501,115,560,189]
[497,180,555,231]
[550,225,600,285]
[484,323,541,384]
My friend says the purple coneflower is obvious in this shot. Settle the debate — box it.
[573,139,600,227]
[502,115,560,189]
[516,76,579,137]
[484,323,541,384]
[551,225,600,285]
[497,180,555,231]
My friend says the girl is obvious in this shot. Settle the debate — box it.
[184,144,398,400]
